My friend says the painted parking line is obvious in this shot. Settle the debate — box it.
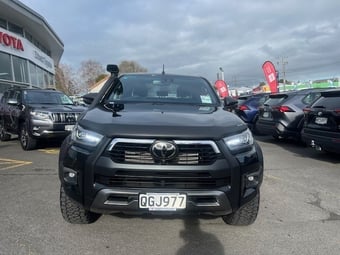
[0,158,32,170]
[264,174,282,181]
[38,149,60,155]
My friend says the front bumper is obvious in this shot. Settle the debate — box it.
[59,136,263,216]
[29,119,74,138]
[302,128,340,153]
[257,119,297,138]
[89,188,233,216]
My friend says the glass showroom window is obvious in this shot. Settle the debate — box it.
[0,18,6,29]
[8,22,24,36]
[13,56,29,83]
[37,66,44,88]
[29,62,37,86]
[0,82,12,94]
[48,73,54,87]
[43,71,49,87]
[0,52,13,81]
[42,71,54,88]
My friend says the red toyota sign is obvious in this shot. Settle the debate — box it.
[0,31,24,51]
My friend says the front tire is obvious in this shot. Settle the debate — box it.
[20,123,37,150]
[60,185,100,224]
[222,193,260,226]
[273,134,285,141]
[0,121,11,141]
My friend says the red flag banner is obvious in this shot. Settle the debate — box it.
[214,80,229,98]
[262,61,278,93]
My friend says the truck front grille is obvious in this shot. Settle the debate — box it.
[95,171,230,189]
[107,139,220,165]
[51,112,82,123]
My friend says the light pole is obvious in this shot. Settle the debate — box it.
[219,67,224,81]
[277,57,288,91]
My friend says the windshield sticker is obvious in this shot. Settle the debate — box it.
[200,95,212,104]
[199,107,212,111]
[61,95,71,104]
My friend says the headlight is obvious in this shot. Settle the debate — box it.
[223,129,254,153]
[71,124,103,147]
[30,111,50,120]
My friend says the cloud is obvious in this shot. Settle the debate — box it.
[20,0,340,86]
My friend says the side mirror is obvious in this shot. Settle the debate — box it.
[7,98,19,105]
[223,96,237,106]
[223,96,238,112]
[82,93,98,105]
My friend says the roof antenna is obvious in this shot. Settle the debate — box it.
[162,64,165,75]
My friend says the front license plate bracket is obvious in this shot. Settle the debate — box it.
[139,193,187,211]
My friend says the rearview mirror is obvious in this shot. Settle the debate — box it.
[7,98,19,105]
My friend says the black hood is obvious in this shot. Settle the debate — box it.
[79,103,247,140]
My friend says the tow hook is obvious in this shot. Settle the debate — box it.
[315,145,322,152]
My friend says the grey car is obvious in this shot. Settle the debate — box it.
[256,88,332,141]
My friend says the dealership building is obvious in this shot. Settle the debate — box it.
[0,0,63,94]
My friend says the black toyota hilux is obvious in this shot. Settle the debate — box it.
[59,65,264,225]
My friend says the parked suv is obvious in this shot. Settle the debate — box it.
[0,88,86,150]
[235,93,270,133]
[59,65,264,225]
[256,89,328,140]
[302,89,340,154]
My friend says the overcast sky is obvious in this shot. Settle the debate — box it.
[20,0,340,87]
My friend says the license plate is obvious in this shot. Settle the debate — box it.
[315,117,327,125]
[139,193,186,211]
[64,125,74,131]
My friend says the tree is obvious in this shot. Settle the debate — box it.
[56,60,147,94]
[95,73,108,83]
[79,60,105,90]
[118,60,148,73]
[55,65,67,93]
[55,64,81,95]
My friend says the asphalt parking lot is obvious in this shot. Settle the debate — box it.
[0,136,339,255]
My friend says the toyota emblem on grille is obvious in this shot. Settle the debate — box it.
[66,114,75,121]
[150,141,178,161]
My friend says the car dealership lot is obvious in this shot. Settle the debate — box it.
[0,136,339,255]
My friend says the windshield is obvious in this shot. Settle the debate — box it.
[104,75,219,105]
[312,96,340,109]
[24,90,74,105]
[264,95,288,106]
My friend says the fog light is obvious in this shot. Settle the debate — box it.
[245,174,259,188]
[63,167,78,185]
[248,176,254,182]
